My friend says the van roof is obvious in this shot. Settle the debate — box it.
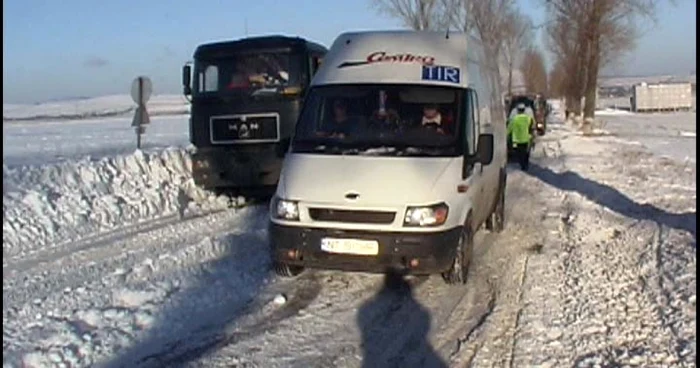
[311,30,470,88]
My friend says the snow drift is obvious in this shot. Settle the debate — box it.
[3,147,226,260]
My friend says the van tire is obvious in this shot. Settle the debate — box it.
[485,172,506,233]
[485,174,506,233]
[273,262,305,277]
[441,223,474,285]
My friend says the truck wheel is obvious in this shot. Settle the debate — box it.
[273,262,305,277]
[441,224,474,285]
[485,176,506,233]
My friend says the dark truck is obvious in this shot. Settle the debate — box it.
[182,36,328,198]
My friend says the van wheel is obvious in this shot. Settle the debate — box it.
[273,262,305,277]
[485,180,506,233]
[441,224,474,285]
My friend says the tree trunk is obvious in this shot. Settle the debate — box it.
[507,60,513,95]
[583,33,601,119]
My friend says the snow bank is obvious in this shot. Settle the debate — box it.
[3,94,189,122]
[3,147,224,259]
[595,107,634,116]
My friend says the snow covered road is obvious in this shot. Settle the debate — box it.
[3,109,696,367]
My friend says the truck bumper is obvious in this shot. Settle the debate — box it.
[191,147,282,191]
[269,222,462,275]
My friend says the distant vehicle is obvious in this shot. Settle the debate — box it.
[504,93,547,135]
[503,93,548,160]
[268,30,508,285]
[182,35,328,198]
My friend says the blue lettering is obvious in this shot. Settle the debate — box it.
[421,65,461,84]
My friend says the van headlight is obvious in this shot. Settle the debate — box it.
[404,202,449,227]
[271,196,299,221]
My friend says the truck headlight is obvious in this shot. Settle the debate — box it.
[194,159,209,169]
[271,196,299,221]
[404,202,449,227]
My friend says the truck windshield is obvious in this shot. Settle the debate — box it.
[194,51,301,97]
[292,84,465,157]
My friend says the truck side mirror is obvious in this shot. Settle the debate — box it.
[182,65,192,96]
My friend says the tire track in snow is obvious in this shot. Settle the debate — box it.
[430,133,566,368]
[510,125,694,366]
[3,207,231,275]
[138,271,325,367]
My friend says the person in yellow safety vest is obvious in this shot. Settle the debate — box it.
[507,103,535,171]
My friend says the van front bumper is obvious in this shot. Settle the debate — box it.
[269,222,462,275]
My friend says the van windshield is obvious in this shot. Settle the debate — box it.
[292,84,465,157]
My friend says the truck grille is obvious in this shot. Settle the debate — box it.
[308,208,396,224]
[210,113,279,144]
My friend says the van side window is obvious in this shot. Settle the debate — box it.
[465,89,480,154]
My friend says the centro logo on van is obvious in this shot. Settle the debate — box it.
[337,52,435,68]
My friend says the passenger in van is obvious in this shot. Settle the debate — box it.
[420,103,451,135]
[317,99,361,138]
[368,93,401,133]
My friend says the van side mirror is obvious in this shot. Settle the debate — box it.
[462,133,495,179]
[182,65,192,96]
[475,133,494,165]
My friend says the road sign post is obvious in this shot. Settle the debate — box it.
[130,76,152,149]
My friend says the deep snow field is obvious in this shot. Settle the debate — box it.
[2,96,696,367]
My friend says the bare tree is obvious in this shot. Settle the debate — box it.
[544,0,591,116]
[548,58,568,98]
[520,47,548,94]
[370,0,443,30]
[544,0,661,118]
[501,9,533,95]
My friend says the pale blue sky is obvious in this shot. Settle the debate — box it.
[3,0,696,103]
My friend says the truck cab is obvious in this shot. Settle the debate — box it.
[268,31,508,285]
[182,36,327,198]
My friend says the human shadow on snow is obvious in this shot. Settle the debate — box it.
[357,268,447,368]
[526,163,696,245]
[100,206,272,368]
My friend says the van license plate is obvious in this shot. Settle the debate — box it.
[320,238,379,256]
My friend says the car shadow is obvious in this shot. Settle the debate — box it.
[100,205,272,367]
[526,163,696,245]
[357,269,447,368]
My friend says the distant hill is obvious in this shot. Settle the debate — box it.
[599,74,696,88]
[3,94,190,122]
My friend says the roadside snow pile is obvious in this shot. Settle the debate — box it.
[595,107,633,116]
[3,147,227,259]
[3,94,189,122]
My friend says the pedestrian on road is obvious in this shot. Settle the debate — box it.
[507,103,535,171]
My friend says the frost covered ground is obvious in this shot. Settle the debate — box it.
[595,109,696,163]
[2,99,696,367]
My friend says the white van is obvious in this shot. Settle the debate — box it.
[268,30,507,284]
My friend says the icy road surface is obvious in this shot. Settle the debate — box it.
[3,109,696,367]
